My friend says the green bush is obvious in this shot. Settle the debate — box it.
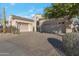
[63,33,79,56]
[11,26,20,34]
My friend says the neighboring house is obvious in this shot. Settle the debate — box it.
[32,14,66,34]
[32,14,45,32]
[32,14,74,34]
[40,18,66,34]
[9,15,34,32]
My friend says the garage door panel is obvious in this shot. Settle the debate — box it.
[19,23,29,32]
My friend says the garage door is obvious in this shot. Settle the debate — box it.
[19,23,29,32]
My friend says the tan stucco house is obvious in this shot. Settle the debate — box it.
[9,15,34,32]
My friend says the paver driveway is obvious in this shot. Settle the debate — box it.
[0,32,64,56]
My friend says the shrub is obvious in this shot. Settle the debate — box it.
[11,26,20,34]
[63,33,79,56]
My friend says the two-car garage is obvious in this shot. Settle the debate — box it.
[17,22,33,32]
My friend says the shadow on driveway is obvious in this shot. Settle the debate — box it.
[47,38,65,56]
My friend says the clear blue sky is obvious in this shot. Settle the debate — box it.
[0,3,51,19]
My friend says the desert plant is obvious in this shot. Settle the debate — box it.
[63,33,79,55]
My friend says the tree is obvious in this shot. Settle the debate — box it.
[44,3,79,19]
[2,7,6,33]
